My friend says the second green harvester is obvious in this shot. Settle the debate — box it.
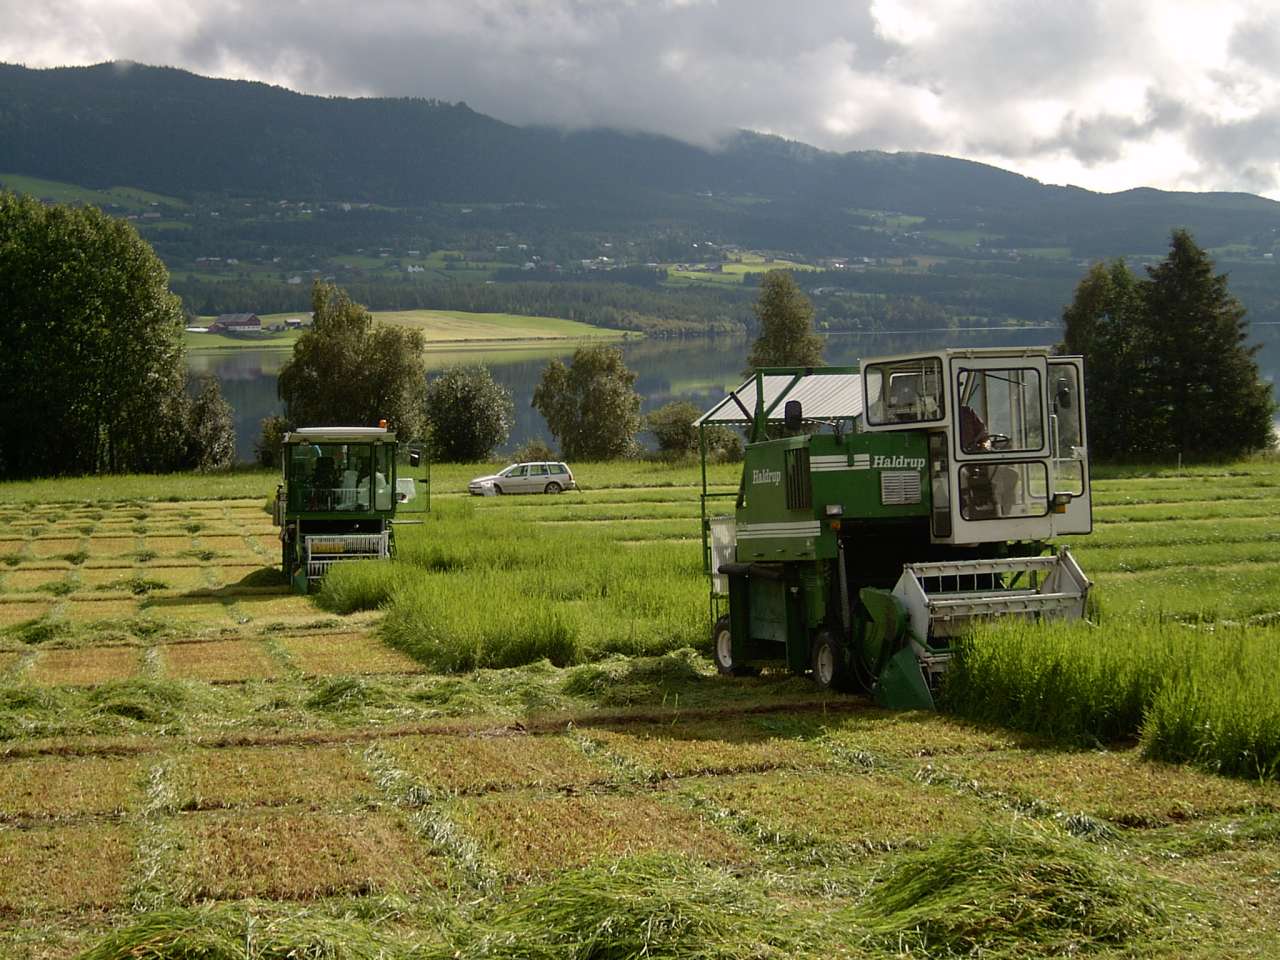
[697,346,1092,709]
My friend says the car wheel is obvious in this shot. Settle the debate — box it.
[544,481,562,494]
[811,629,852,692]
[493,484,504,495]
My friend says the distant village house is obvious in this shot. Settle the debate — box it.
[208,313,261,333]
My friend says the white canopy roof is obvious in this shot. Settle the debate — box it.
[286,427,394,442]
[694,372,864,426]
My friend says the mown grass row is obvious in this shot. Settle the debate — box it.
[78,820,1182,960]
[945,618,1280,779]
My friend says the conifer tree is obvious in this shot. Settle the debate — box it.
[1062,230,1275,460]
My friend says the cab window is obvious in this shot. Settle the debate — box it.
[956,367,1044,454]
[865,358,945,426]
[374,444,394,511]
[959,462,1049,520]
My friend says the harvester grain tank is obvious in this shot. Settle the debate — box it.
[697,347,1092,708]
[272,426,429,594]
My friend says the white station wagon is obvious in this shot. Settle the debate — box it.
[469,461,576,496]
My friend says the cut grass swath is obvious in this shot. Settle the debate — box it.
[857,820,1177,956]
[76,903,406,960]
[422,855,808,960]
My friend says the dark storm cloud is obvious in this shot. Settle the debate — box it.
[2,0,1280,195]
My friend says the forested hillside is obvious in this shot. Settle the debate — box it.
[3,61,1280,330]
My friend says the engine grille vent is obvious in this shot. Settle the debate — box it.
[881,470,922,505]
[784,448,812,511]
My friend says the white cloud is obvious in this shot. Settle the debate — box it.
[2,0,1280,197]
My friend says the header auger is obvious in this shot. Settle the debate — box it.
[697,347,1092,709]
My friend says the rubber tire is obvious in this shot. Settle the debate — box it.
[712,614,756,677]
[811,629,853,692]
[545,481,563,494]
[493,484,504,495]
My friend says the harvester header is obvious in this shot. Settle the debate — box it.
[697,346,1092,709]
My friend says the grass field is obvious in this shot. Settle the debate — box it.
[0,173,185,213]
[186,309,631,352]
[2,460,1280,957]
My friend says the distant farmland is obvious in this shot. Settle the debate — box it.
[187,308,631,351]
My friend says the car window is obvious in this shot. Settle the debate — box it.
[550,464,567,475]
[502,465,526,478]
[530,464,549,476]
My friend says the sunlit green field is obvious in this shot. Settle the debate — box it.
[1,460,1279,958]
[0,172,186,212]
[186,309,631,352]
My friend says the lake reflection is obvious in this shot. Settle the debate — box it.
[191,324,1280,462]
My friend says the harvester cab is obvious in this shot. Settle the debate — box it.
[272,426,406,594]
[697,347,1092,709]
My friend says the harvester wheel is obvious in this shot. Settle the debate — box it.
[545,482,563,494]
[712,614,755,676]
[811,630,853,692]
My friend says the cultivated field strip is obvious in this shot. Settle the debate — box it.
[4,706,1277,939]
[2,463,1280,956]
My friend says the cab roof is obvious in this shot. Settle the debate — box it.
[284,427,395,443]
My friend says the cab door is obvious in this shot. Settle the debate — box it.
[396,445,431,514]
[1048,357,1092,534]
[948,354,1054,544]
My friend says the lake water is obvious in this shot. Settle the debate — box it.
[190,324,1280,462]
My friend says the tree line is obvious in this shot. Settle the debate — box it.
[2,190,1272,480]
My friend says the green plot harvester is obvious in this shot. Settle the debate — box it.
[698,347,1093,709]
[272,426,429,594]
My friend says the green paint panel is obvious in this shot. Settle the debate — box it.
[810,432,931,522]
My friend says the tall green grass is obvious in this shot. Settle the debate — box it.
[944,618,1280,778]
[325,496,708,672]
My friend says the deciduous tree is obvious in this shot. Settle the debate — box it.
[0,192,193,477]
[182,376,236,471]
[746,270,824,370]
[532,345,641,460]
[424,365,513,462]
[278,282,427,439]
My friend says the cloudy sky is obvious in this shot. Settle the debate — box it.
[5,0,1280,198]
